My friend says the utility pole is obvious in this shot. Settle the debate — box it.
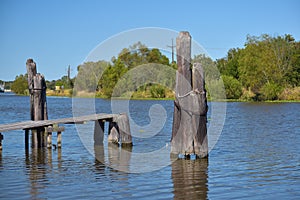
[167,38,176,63]
[67,65,71,82]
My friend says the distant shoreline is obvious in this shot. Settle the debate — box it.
[4,90,299,102]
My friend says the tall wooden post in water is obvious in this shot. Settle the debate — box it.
[171,32,208,158]
[26,59,48,148]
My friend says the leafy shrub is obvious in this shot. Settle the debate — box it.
[11,74,28,95]
[259,82,283,100]
[150,84,165,98]
[221,75,243,99]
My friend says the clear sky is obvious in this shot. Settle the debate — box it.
[0,0,299,81]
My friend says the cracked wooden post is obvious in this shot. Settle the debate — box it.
[192,63,208,157]
[26,59,37,121]
[33,74,46,147]
[118,114,132,147]
[26,58,48,148]
[171,32,208,159]
[108,121,119,144]
[110,113,132,147]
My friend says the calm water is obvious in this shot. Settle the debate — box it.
[0,93,299,199]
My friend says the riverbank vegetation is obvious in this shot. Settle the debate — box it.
[9,34,300,101]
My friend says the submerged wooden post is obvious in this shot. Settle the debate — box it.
[171,32,208,158]
[25,129,29,149]
[46,126,53,149]
[116,114,132,147]
[47,132,52,149]
[57,131,62,148]
[94,120,105,145]
[0,133,3,151]
[26,58,48,148]
[108,121,119,144]
[109,114,132,147]
[31,130,38,148]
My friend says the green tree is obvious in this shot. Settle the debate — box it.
[259,82,283,101]
[192,54,220,81]
[11,74,28,95]
[221,75,243,99]
[238,34,298,100]
[220,48,241,79]
[75,61,109,92]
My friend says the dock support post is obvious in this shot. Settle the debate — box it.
[94,120,104,145]
[31,130,38,148]
[0,133,3,151]
[47,132,52,149]
[57,131,62,148]
[108,121,119,144]
[115,113,132,147]
[25,129,29,149]
[26,58,48,148]
[171,32,208,158]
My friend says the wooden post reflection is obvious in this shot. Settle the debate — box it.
[107,143,132,172]
[171,158,208,199]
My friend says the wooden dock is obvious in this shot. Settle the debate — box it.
[0,113,132,151]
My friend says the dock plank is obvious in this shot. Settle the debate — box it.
[0,113,118,132]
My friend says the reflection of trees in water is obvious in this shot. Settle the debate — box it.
[172,158,208,200]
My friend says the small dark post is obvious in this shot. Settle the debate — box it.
[171,32,208,158]
[25,129,29,149]
[94,120,105,145]
[57,131,62,148]
[0,133,3,151]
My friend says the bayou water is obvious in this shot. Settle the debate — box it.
[0,93,299,199]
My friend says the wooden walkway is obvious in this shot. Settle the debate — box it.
[0,113,132,151]
[0,113,116,133]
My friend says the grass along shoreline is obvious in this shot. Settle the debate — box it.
[45,89,300,102]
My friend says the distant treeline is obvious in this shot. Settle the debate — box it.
[10,34,300,101]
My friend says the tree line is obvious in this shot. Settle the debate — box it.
[10,34,300,101]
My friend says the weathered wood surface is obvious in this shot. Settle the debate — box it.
[94,120,105,145]
[114,114,132,147]
[171,32,208,158]
[191,63,208,157]
[26,59,37,121]
[0,113,118,132]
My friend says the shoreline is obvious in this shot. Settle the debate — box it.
[4,91,300,102]
[46,93,300,102]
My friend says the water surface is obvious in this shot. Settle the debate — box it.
[0,93,299,199]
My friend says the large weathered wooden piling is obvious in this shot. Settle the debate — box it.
[113,113,132,147]
[26,59,49,148]
[171,32,208,158]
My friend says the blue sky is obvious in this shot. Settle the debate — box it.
[0,0,299,81]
